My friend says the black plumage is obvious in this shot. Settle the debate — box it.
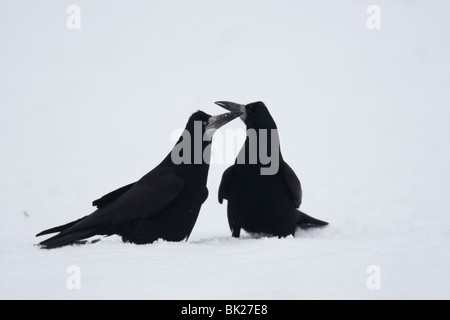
[36,110,240,249]
[216,101,328,238]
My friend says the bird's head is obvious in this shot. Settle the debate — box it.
[171,110,242,167]
[187,110,243,142]
[214,101,276,129]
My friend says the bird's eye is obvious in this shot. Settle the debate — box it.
[202,121,208,126]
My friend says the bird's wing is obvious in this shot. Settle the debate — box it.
[111,173,184,226]
[36,173,184,249]
[72,172,184,230]
[281,162,302,208]
[218,165,235,204]
[92,182,136,208]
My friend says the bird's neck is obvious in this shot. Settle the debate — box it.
[161,138,212,179]
[235,126,282,176]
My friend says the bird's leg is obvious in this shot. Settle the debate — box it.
[231,227,241,238]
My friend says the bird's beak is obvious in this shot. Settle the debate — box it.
[204,111,242,141]
[215,101,246,115]
[205,111,242,131]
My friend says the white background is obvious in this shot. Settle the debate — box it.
[1,0,449,299]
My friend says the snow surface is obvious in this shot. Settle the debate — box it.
[1,0,450,299]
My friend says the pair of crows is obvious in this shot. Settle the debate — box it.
[37,101,328,249]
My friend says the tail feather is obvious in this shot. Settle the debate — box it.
[36,216,100,249]
[38,228,97,249]
[296,210,329,229]
[36,216,88,237]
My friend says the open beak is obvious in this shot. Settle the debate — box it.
[215,101,246,114]
[205,111,242,131]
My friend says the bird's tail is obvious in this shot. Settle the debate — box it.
[36,216,97,249]
[296,210,329,229]
[36,216,87,237]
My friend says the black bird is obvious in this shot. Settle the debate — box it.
[216,101,328,238]
[36,110,241,249]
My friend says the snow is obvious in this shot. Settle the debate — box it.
[1,0,450,299]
